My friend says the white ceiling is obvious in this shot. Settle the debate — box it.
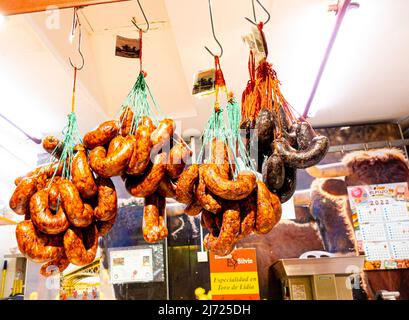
[1,0,409,219]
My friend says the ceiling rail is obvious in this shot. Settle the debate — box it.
[0,0,131,16]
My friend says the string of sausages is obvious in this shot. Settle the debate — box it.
[241,55,330,203]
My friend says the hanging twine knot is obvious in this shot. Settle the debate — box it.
[214,56,226,88]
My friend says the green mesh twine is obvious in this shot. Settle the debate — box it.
[118,72,165,135]
[48,112,83,185]
[226,97,257,175]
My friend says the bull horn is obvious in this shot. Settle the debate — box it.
[293,189,311,206]
[306,162,350,178]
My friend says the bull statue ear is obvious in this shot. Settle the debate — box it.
[306,162,350,178]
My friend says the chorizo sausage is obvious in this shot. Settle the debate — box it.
[59,179,93,227]
[83,120,119,150]
[72,145,97,199]
[202,164,256,200]
[175,164,199,204]
[196,165,222,214]
[96,216,116,237]
[143,193,168,243]
[125,153,167,198]
[89,135,135,178]
[94,177,117,221]
[40,252,70,277]
[16,220,63,263]
[255,180,282,234]
[14,161,64,186]
[48,177,61,211]
[64,224,98,266]
[211,138,232,179]
[166,143,191,179]
[150,119,175,153]
[9,177,37,215]
[274,135,329,169]
[127,125,152,176]
[42,135,64,158]
[185,201,202,217]
[201,210,219,236]
[237,193,257,240]
[157,176,176,198]
[204,202,241,256]
[139,116,156,133]
[30,189,69,235]
[262,152,285,190]
[120,107,134,136]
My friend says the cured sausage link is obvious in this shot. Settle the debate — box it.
[125,153,167,198]
[143,193,168,243]
[175,164,199,204]
[274,135,329,169]
[16,220,63,263]
[83,120,119,150]
[89,135,135,178]
[30,189,69,235]
[9,177,37,215]
[40,252,70,277]
[64,225,98,266]
[59,179,93,227]
[127,125,153,176]
[94,177,117,221]
[202,164,257,200]
[255,181,282,234]
[72,145,98,199]
[196,166,222,214]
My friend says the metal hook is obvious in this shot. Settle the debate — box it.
[69,8,84,70]
[204,0,223,58]
[245,0,271,26]
[131,0,150,33]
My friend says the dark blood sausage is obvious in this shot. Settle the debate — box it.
[143,193,168,243]
[296,121,317,150]
[127,125,153,176]
[150,119,175,153]
[119,107,134,136]
[16,220,63,263]
[42,135,64,158]
[89,135,135,178]
[59,179,93,227]
[196,166,222,214]
[64,224,98,266]
[201,210,220,236]
[9,177,37,215]
[166,143,191,179]
[40,252,70,277]
[237,193,257,240]
[204,202,241,256]
[254,108,274,151]
[96,216,116,236]
[262,152,285,190]
[125,153,167,198]
[72,145,98,199]
[157,177,177,198]
[83,120,119,150]
[94,177,117,221]
[175,164,199,204]
[185,201,202,217]
[202,164,256,200]
[30,189,69,235]
[255,180,282,234]
[275,165,297,203]
[274,135,329,169]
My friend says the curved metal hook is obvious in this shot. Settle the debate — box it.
[204,0,223,58]
[245,0,271,26]
[132,0,150,33]
[69,8,84,70]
